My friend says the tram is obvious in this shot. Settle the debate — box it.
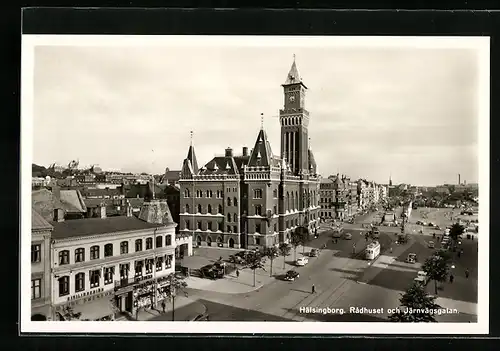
[365,241,381,260]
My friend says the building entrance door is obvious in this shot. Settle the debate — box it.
[125,292,133,312]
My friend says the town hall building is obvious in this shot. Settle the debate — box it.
[179,59,321,249]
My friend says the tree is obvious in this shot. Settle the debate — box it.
[264,246,279,277]
[388,283,442,322]
[449,223,464,249]
[422,253,450,295]
[278,243,291,269]
[164,272,188,321]
[245,251,267,287]
[290,231,303,262]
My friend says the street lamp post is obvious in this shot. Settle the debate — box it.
[171,278,177,321]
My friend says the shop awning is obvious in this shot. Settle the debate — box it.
[72,298,114,321]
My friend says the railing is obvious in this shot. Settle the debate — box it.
[114,274,154,290]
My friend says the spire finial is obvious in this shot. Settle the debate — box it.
[260,113,264,129]
[293,53,296,62]
[190,130,193,145]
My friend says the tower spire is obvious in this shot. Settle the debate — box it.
[190,130,193,145]
[260,113,264,130]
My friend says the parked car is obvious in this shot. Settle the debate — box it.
[406,253,418,264]
[414,271,429,285]
[296,257,309,266]
[309,248,320,257]
[428,241,435,249]
[284,270,300,281]
[228,255,244,264]
[416,220,424,225]
[343,233,353,240]
[428,222,435,227]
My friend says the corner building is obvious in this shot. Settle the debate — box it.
[179,60,320,249]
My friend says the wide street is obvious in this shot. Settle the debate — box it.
[159,208,478,322]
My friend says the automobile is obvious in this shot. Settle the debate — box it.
[228,255,244,264]
[428,222,435,227]
[343,233,353,240]
[414,271,429,284]
[295,257,309,266]
[428,241,435,249]
[191,313,210,321]
[309,248,320,257]
[406,253,417,264]
[416,220,424,225]
[284,270,300,281]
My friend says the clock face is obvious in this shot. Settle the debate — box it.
[289,95,295,102]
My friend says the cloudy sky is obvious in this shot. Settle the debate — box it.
[32,38,481,186]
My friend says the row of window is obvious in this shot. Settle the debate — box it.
[184,219,238,234]
[57,256,173,297]
[57,236,173,266]
[185,189,225,198]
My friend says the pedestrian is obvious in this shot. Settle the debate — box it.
[449,274,454,283]
[312,284,316,294]
[161,301,166,313]
[465,269,470,279]
[236,269,240,278]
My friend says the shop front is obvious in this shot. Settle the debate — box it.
[54,288,115,321]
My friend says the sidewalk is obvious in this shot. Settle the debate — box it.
[135,296,206,321]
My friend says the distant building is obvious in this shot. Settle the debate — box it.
[319,177,334,219]
[31,210,53,321]
[161,168,181,186]
[32,187,87,221]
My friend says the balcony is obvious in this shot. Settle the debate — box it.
[114,274,154,290]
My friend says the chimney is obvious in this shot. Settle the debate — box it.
[242,147,248,157]
[125,200,133,217]
[225,147,233,157]
[99,203,107,219]
[53,208,64,222]
[458,173,461,185]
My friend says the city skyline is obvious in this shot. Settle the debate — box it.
[33,38,481,186]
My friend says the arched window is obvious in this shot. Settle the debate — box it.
[146,238,153,250]
[120,241,128,255]
[185,204,189,213]
[75,272,85,292]
[104,243,113,257]
[273,189,278,198]
[207,204,212,214]
[253,189,262,199]
[197,204,202,213]
[156,235,163,248]
[234,213,238,222]
[227,213,232,222]
[227,197,232,206]
[218,204,223,213]
[58,276,69,297]
[286,192,290,211]
[59,250,69,265]
[74,248,85,263]
[165,235,172,246]
[90,245,99,260]
[135,239,143,252]
[184,189,190,198]
[234,197,238,206]
[291,193,295,210]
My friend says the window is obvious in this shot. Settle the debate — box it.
[185,220,190,230]
[274,223,277,232]
[185,204,190,213]
[156,257,163,271]
[208,204,212,214]
[145,259,153,274]
[184,189,190,198]
[135,239,143,252]
[165,235,172,246]
[207,222,213,231]
[206,190,210,198]
[58,276,69,297]
[286,220,289,228]
[90,245,100,260]
[59,250,69,265]
[31,244,41,263]
[218,204,223,213]
[135,261,143,277]
[31,279,41,300]
[234,213,238,222]
[227,197,232,206]
[104,244,113,257]
[120,263,129,279]
[216,190,222,198]
[197,204,202,213]
[255,237,261,245]
[234,197,238,206]
[273,189,278,198]
[165,255,173,269]
[253,189,263,199]
[227,225,232,233]
[75,248,85,263]
[255,205,262,216]
[197,221,202,230]
[255,223,261,234]
[75,273,85,292]
[104,267,114,285]
[214,222,219,231]
[90,270,100,288]
[196,190,203,198]
[156,235,163,248]
[274,205,277,214]
[146,238,153,250]
[227,213,232,222]
[120,241,128,255]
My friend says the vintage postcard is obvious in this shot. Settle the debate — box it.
[21,35,489,334]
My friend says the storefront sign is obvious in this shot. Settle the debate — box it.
[57,290,114,310]
[66,287,105,302]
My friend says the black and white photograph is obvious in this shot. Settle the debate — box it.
[21,35,489,334]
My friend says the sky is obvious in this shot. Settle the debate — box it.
[32,38,481,186]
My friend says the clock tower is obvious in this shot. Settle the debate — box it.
[280,57,310,176]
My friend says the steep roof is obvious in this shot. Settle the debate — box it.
[248,128,275,168]
[233,155,251,171]
[50,216,165,240]
[32,188,87,221]
[137,199,175,226]
[32,209,53,232]
[199,156,239,175]
[60,189,87,212]
[308,149,317,173]
[283,59,307,88]
[186,145,199,174]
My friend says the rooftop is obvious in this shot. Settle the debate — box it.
[32,209,53,232]
[50,216,165,240]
